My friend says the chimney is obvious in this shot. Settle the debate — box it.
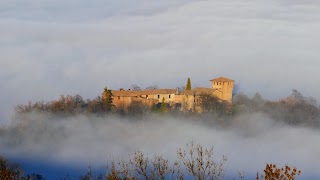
[176,88,179,95]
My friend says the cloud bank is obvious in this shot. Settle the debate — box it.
[1,113,320,178]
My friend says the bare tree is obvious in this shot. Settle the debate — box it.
[177,141,227,180]
[145,85,158,90]
[199,94,228,116]
[131,84,142,91]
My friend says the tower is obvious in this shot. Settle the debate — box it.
[210,77,234,102]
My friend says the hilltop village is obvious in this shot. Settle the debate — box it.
[103,77,234,113]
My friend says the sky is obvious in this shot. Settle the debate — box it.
[1,0,320,121]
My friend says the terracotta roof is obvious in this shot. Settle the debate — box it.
[193,87,217,95]
[111,89,177,97]
[137,89,176,95]
[181,87,220,95]
[111,90,139,97]
[210,77,234,82]
[180,90,194,95]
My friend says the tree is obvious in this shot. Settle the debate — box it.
[131,84,141,91]
[102,87,113,112]
[291,89,304,101]
[159,98,168,113]
[199,93,227,116]
[252,92,264,107]
[0,155,26,180]
[127,101,149,116]
[177,141,227,180]
[145,85,158,90]
[186,78,192,90]
[256,163,301,180]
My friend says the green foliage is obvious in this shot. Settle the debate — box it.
[102,87,113,112]
[186,78,192,90]
[159,98,168,113]
[151,104,158,112]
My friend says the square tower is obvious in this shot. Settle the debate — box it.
[210,77,234,102]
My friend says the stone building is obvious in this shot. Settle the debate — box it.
[107,76,234,112]
[210,77,234,103]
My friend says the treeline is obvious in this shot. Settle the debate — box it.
[15,89,320,127]
[232,89,320,127]
[15,95,110,115]
[1,142,301,180]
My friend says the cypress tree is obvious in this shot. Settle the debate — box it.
[102,86,113,111]
[160,97,168,113]
[186,78,192,90]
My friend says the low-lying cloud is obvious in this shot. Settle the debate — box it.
[1,113,320,178]
[1,0,320,124]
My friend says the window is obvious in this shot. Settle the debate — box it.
[169,95,171,99]
[118,96,120,100]
[158,95,160,99]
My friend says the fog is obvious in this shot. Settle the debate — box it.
[1,113,319,178]
[1,0,320,124]
[1,0,320,178]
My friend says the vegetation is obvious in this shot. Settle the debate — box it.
[130,84,142,91]
[127,101,149,116]
[14,88,320,128]
[159,98,168,113]
[186,78,192,90]
[0,156,45,180]
[1,142,301,180]
[256,163,301,180]
[232,89,320,127]
[102,87,113,112]
[199,94,228,116]
[145,85,159,90]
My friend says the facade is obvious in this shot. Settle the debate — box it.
[106,76,234,112]
[210,77,234,103]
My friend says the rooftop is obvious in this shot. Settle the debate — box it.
[210,77,234,82]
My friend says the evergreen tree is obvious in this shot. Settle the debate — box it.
[186,78,192,90]
[160,98,168,113]
[102,86,113,112]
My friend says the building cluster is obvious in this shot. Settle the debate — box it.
[104,77,234,113]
